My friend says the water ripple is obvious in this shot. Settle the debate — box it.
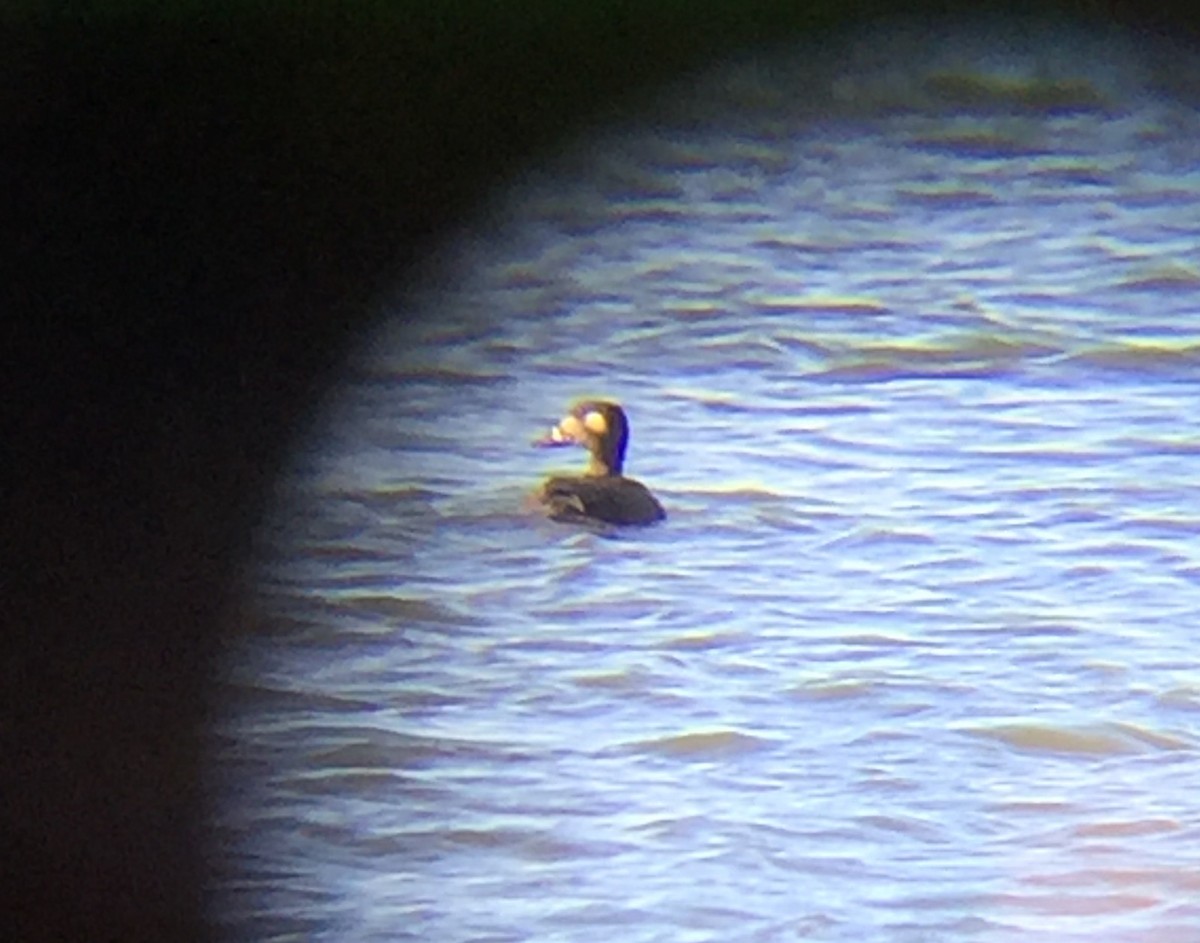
[214,23,1200,943]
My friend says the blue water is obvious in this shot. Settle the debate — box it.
[212,23,1200,943]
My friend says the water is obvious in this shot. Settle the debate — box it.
[211,23,1200,943]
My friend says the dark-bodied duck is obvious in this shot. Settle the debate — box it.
[533,400,666,526]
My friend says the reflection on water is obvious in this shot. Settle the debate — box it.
[212,21,1200,943]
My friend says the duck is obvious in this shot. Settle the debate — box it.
[533,400,666,526]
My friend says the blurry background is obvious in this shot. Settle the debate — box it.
[6,3,1200,942]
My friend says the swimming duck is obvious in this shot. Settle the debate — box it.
[533,400,666,526]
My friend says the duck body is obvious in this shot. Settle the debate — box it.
[540,474,665,526]
[533,400,665,527]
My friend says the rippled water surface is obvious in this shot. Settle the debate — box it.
[212,24,1200,943]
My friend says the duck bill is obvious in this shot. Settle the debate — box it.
[532,423,577,448]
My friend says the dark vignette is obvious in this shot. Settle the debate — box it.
[2,2,1196,941]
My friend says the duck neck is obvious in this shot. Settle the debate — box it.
[586,454,619,477]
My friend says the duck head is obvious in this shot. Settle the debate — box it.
[534,400,630,476]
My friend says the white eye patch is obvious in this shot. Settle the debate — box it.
[583,410,608,435]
